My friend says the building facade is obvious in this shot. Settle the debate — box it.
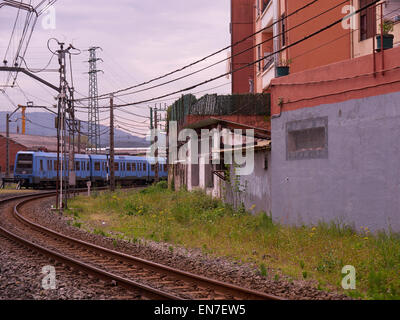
[270,43,400,231]
[231,0,256,93]
[249,0,400,92]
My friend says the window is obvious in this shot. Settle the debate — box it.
[127,163,131,171]
[286,117,328,160]
[132,163,136,171]
[114,162,119,171]
[75,161,80,171]
[94,162,100,171]
[360,0,376,41]
[40,160,44,172]
[151,164,156,171]
[281,14,286,47]
[143,163,147,171]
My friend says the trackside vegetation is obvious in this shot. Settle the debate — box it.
[65,182,400,300]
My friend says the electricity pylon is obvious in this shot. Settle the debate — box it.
[87,46,103,153]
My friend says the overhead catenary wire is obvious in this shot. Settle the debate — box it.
[75,0,320,102]
[103,0,380,109]
[74,0,351,107]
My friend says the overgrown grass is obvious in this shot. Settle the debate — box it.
[65,183,400,300]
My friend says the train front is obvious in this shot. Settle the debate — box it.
[14,151,35,188]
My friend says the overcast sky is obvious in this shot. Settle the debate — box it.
[0,0,231,136]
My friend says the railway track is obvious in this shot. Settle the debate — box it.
[0,192,284,300]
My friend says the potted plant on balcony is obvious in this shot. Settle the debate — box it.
[276,59,291,77]
[376,20,394,51]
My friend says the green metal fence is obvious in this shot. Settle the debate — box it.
[168,93,270,125]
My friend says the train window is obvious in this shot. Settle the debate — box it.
[143,163,147,171]
[75,161,80,171]
[114,162,119,171]
[40,160,44,171]
[132,163,136,171]
[87,162,90,171]
[94,162,100,171]
[127,163,131,171]
[151,164,155,171]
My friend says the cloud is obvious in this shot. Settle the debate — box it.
[0,0,231,129]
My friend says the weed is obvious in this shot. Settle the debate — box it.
[66,186,400,300]
[73,221,81,229]
[93,229,107,237]
[260,263,267,277]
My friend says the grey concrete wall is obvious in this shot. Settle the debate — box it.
[224,150,272,214]
[271,91,400,232]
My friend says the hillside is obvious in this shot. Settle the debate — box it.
[0,111,149,148]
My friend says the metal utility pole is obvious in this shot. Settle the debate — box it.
[87,47,102,154]
[109,95,115,192]
[154,105,159,183]
[150,107,153,130]
[67,87,76,192]
[21,106,26,134]
[5,114,10,178]
[55,41,76,211]
[77,120,81,154]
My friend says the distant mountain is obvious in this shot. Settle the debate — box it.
[0,111,149,148]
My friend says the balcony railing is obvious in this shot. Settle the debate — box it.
[263,54,274,72]
[262,0,272,14]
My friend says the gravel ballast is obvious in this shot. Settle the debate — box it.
[19,196,352,300]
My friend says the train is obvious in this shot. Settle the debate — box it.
[13,151,167,189]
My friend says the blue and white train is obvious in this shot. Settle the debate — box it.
[13,151,167,189]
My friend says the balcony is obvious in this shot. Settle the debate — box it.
[261,0,274,30]
[262,57,275,89]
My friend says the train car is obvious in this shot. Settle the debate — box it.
[114,155,149,186]
[88,154,109,187]
[147,157,168,182]
[13,151,168,189]
[14,151,91,188]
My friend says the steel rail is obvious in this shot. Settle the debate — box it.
[0,192,284,300]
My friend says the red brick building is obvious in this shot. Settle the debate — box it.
[0,134,59,177]
[0,134,28,175]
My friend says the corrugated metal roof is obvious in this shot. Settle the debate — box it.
[0,133,73,152]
